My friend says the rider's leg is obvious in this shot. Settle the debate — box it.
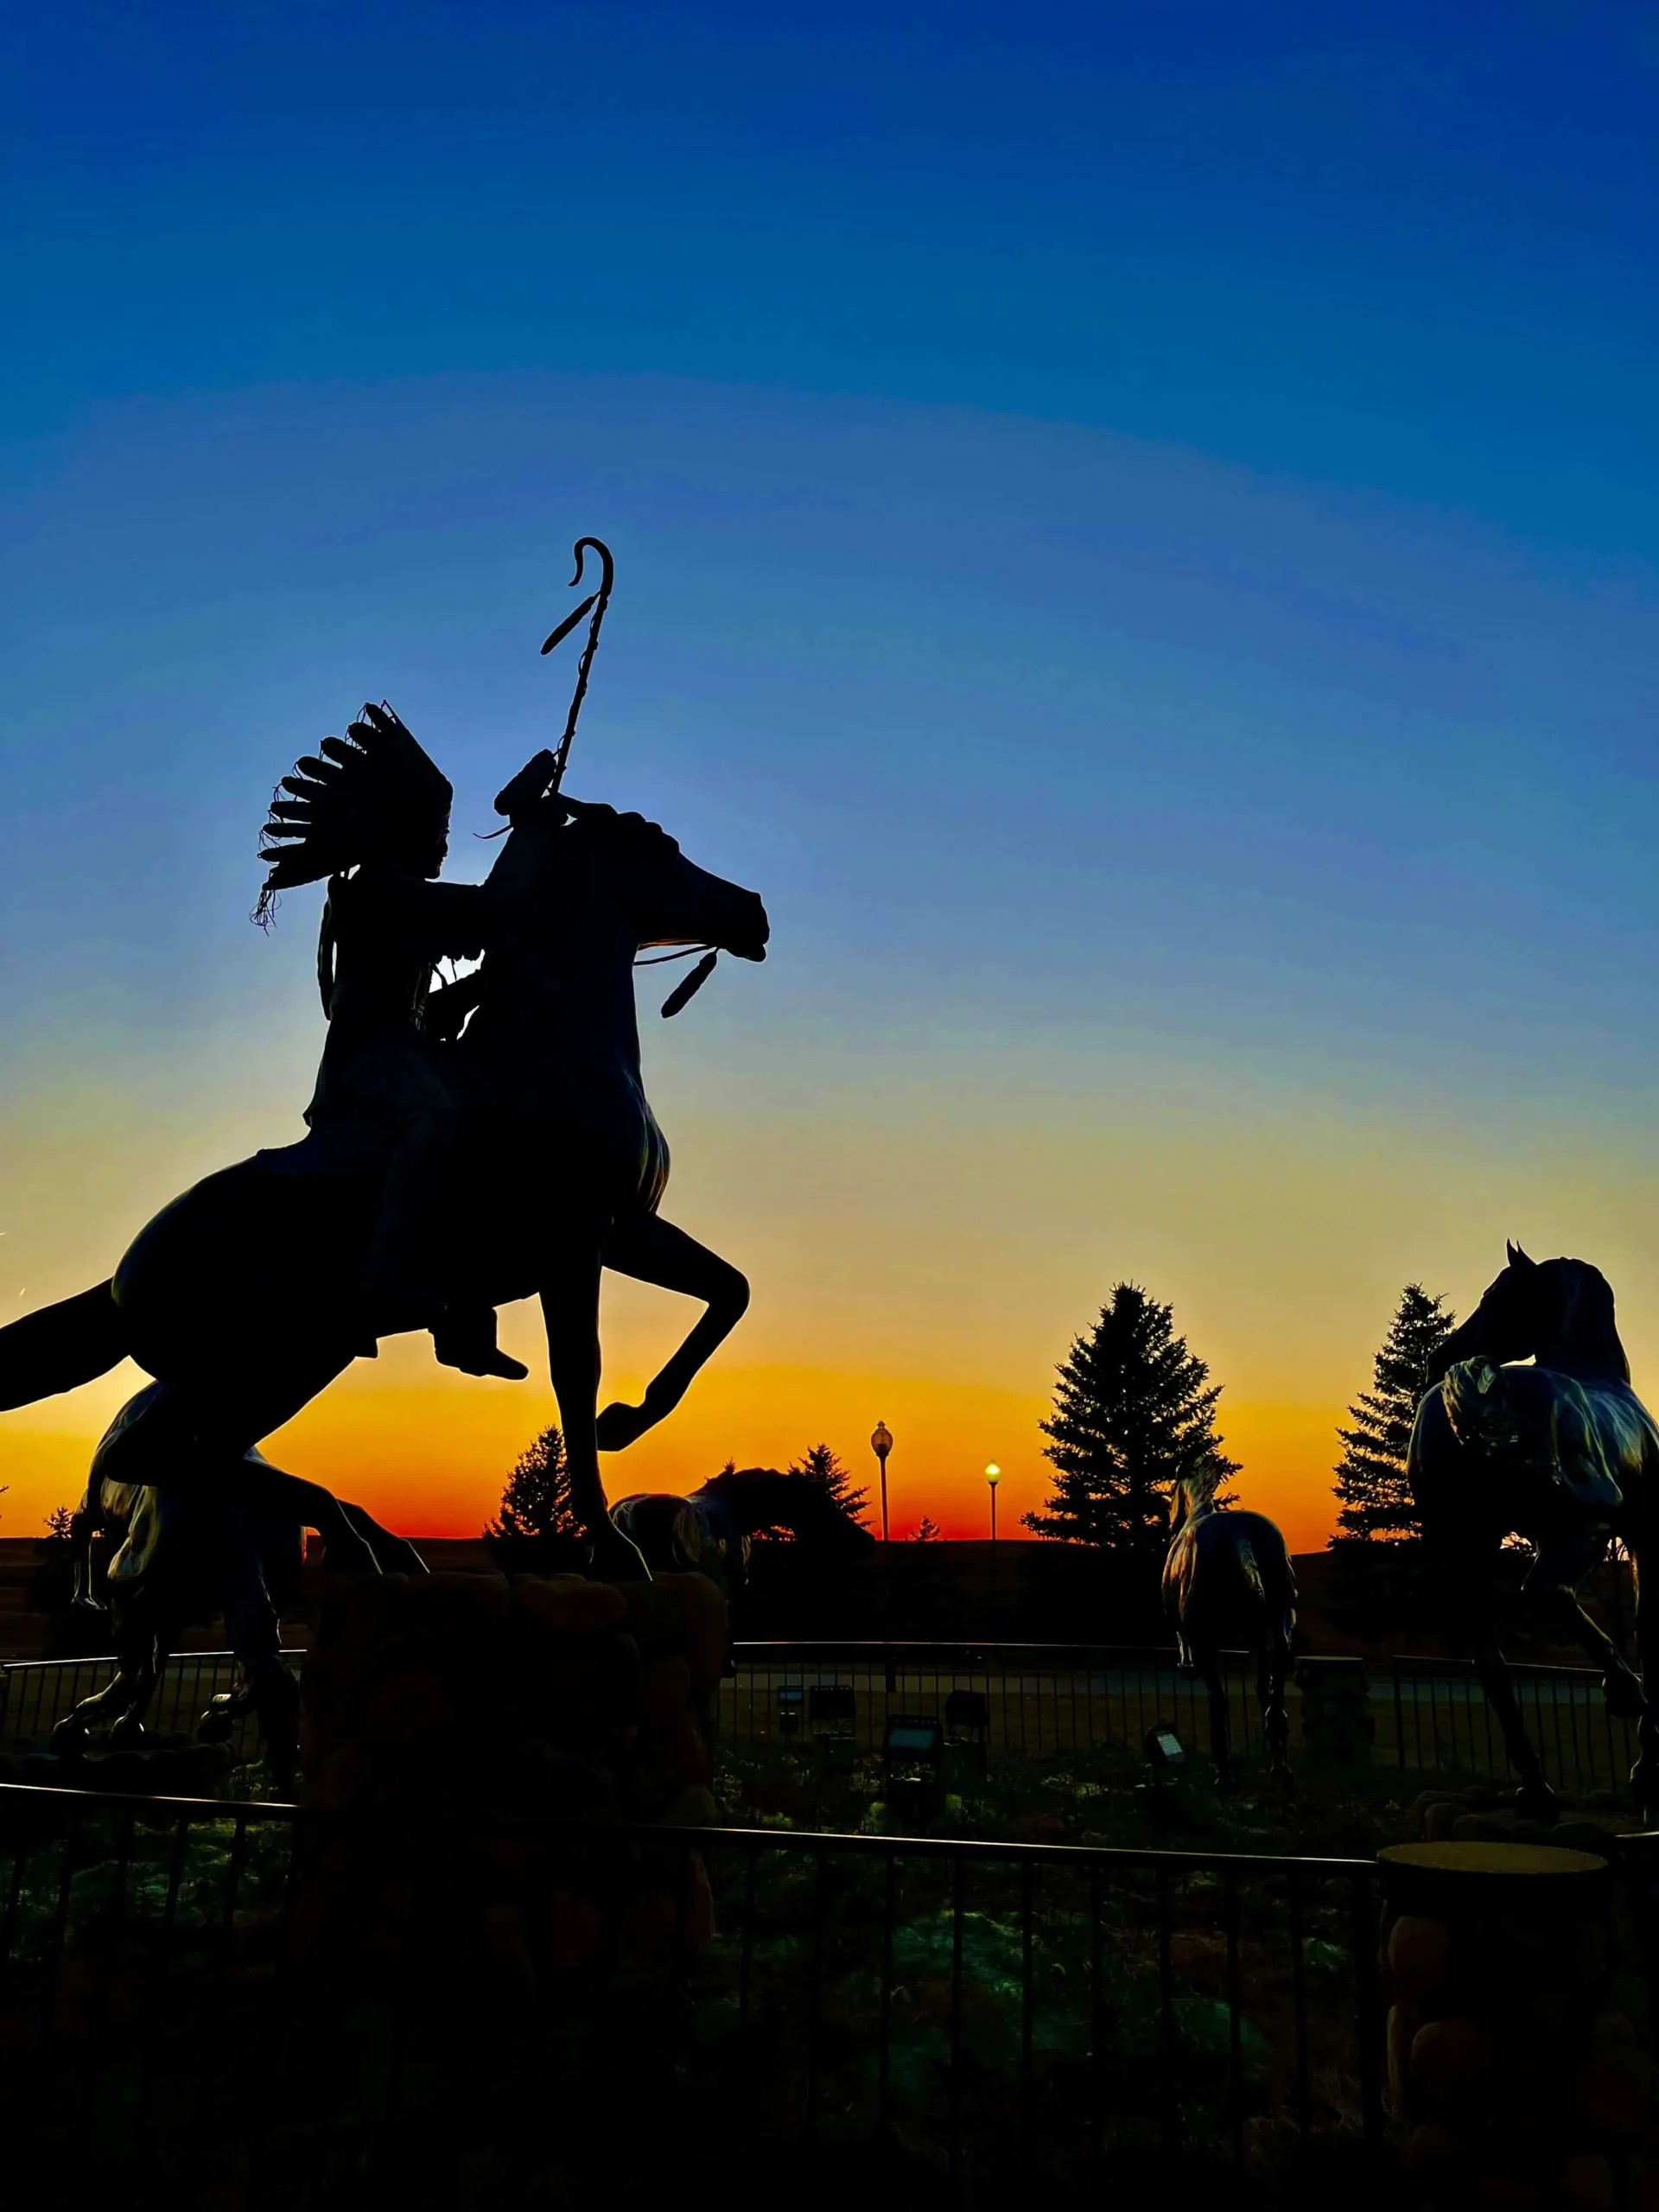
[541,1253,649,1582]
[594,1214,750,1451]
[92,1370,378,1575]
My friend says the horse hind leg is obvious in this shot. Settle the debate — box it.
[1202,1654,1234,1789]
[1630,1531,1659,1825]
[1260,1634,1292,1779]
[542,1248,649,1583]
[1527,1529,1644,1720]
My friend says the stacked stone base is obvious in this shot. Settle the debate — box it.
[1417,1787,1637,1856]
[1382,1841,1657,2212]
[293,1569,727,1993]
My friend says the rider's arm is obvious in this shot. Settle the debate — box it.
[359,870,499,962]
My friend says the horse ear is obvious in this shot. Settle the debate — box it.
[1506,1241,1535,1269]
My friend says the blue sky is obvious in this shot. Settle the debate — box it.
[2,3,1656,1539]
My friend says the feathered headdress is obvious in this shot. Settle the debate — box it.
[254,702,452,921]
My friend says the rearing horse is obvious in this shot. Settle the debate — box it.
[1412,1243,1658,1817]
[1162,1470,1296,1784]
[0,791,768,1584]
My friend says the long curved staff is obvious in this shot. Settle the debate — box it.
[531,537,753,1460]
[539,535,615,795]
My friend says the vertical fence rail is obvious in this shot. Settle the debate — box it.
[0,1783,1390,2198]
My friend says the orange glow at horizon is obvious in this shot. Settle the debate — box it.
[0,1348,1346,1556]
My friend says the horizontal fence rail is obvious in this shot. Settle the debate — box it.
[721,1643,1641,1801]
[0,1651,288,1765]
[0,1782,1384,2203]
[2,1643,1639,1799]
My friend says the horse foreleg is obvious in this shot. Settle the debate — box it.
[594,1215,750,1452]
[1529,1533,1646,1721]
[542,1255,649,1583]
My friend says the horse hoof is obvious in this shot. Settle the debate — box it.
[367,1532,428,1576]
[323,1530,378,1576]
[1604,1672,1646,1721]
[587,1529,652,1585]
[1515,1783,1559,1823]
[595,1400,649,1452]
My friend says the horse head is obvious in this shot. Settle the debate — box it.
[489,777,768,967]
[702,1467,876,1553]
[1427,1244,1629,1387]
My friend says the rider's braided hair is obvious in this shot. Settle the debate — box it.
[253,703,452,925]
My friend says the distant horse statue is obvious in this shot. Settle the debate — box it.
[1411,1242,1657,1819]
[1162,1470,1297,1784]
[611,1467,877,1607]
[53,1459,304,1793]
[0,728,768,1585]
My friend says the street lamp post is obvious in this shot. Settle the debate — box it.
[986,1464,1001,1545]
[871,1421,893,1545]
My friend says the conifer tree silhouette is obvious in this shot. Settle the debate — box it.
[1025,1283,1236,1559]
[1332,1284,1455,1543]
[485,1424,585,1571]
[788,1442,871,1529]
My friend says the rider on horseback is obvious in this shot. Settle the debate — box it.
[257,702,524,1380]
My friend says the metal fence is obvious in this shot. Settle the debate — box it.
[721,1643,1641,1799]
[0,1780,1384,2206]
[2,1643,1640,1801]
[0,1651,283,1762]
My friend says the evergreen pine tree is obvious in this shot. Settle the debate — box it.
[911,1515,943,1543]
[788,1442,871,1529]
[1331,1284,1455,1542]
[1024,1283,1238,1560]
[485,1424,585,1573]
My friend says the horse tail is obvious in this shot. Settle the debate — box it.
[0,1282,129,1413]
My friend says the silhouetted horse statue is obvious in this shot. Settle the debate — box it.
[611,1467,877,1605]
[54,1463,304,1793]
[0,767,768,1585]
[1162,1470,1296,1784]
[1411,1243,1657,1818]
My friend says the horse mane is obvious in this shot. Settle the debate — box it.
[695,1466,874,1544]
[1543,1257,1630,1382]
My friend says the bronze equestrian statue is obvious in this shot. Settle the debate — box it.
[1411,1242,1657,1819]
[0,559,770,1583]
[611,1466,877,1607]
[54,1468,303,1792]
[1163,1470,1296,1784]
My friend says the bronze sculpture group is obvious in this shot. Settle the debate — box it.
[3,537,1656,1825]
[0,545,769,1607]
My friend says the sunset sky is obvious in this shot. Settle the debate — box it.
[3,5,1656,1552]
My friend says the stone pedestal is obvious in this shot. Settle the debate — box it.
[1379,1840,1656,2211]
[1297,1654,1375,1766]
[291,1570,728,1991]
